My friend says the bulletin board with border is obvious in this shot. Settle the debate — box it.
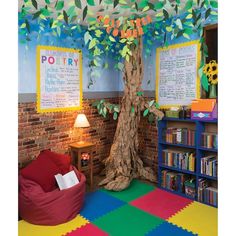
[156,40,201,109]
[36,46,83,113]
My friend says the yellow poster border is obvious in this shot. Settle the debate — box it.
[36,45,83,113]
[155,40,201,109]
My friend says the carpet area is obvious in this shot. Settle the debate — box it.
[18,180,217,236]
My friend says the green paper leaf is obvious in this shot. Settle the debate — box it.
[131,106,135,113]
[56,1,64,11]
[210,1,218,8]
[31,0,38,9]
[20,23,26,28]
[67,6,75,16]
[114,106,120,113]
[135,2,138,11]
[155,2,163,9]
[25,19,30,33]
[88,38,97,49]
[175,18,183,29]
[84,31,92,45]
[139,0,148,9]
[143,6,150,12]
[205,8,211,19]
[114,0,119,8]
[32,10,41,20]
[87,0,95,6]
[57,26,61,36]
[45,0,50,4]
[149,100,155,107]
[109,36,116,42]
[63,10,68,24]
[155,102,160,109]
[185,0,193,11]
[83,6,88,20]
[75,0,81,9]
[137,91,144,96]
[143,109,149,117]
[201,74,209,92]
[113,112,118,120]
[183,33,190,39]
[163,9,169,20]
[166,26,172,32]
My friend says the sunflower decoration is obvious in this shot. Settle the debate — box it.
[203,60,218,85]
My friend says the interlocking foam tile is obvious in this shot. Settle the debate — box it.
[130,188,193,219]
[168,201,218,236]
[18,215,88,236]
[93,204,164,236]
[101,179,155,202]
[146,221,197,236]
[79,190,125,221]
[64,223,109,236]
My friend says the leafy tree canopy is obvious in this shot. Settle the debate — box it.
[19,0,218,92]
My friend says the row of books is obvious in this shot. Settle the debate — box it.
[201,155,217,177]
[162,149,195,172]
[161,170,186,193]
[198,178,218,206]
[163,128,196,146]
[201,132,218,149]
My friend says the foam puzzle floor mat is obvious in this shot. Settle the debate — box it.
[18,180,217,236]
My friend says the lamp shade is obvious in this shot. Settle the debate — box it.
[74,114,90,128]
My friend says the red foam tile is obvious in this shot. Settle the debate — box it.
[65,223,109,236]
[130,188,193,220]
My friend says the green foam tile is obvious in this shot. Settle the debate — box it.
[93,204,163,236]
[101,179,156,202]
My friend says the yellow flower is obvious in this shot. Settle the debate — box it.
[209,69,218,84]
[203,60,218,85]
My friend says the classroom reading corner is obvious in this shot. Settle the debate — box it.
[18,1,218,235]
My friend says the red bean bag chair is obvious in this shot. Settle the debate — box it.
[19,150,86,226]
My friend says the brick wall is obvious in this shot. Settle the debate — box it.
[138,116,158,175]
[18,98,119,172]
[18,97,159,176]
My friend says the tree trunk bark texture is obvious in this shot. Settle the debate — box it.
[99,39,157,191]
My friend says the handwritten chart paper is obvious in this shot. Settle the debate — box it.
[36,46,82,113]
[156,41,200,108]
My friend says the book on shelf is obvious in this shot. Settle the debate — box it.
[163,127,195,146]
[162,149,196,172]
[201,155,217,177]
[161,170,190,194]
[198,178,217,206]
[201,132,218,149]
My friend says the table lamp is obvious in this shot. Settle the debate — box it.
[74,114,90,144]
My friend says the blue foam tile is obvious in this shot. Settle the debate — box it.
[146,222,197,236]
[79,190,126,221]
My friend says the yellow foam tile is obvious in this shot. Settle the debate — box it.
[18,215,89,236]
[168,201,218,236]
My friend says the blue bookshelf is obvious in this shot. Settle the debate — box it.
[157,117,218,208]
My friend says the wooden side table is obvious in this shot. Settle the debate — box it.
[69,142,95,190]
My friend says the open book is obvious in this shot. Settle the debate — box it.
[55,170,80,190]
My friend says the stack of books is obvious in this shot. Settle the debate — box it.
[198,178,218,206]
[162,149,195,172]
[201,132,218,149]
[161,170,187,193]
[201,155,217,177]
[163,128,195,146]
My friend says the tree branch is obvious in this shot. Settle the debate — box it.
[140,99,164,121]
